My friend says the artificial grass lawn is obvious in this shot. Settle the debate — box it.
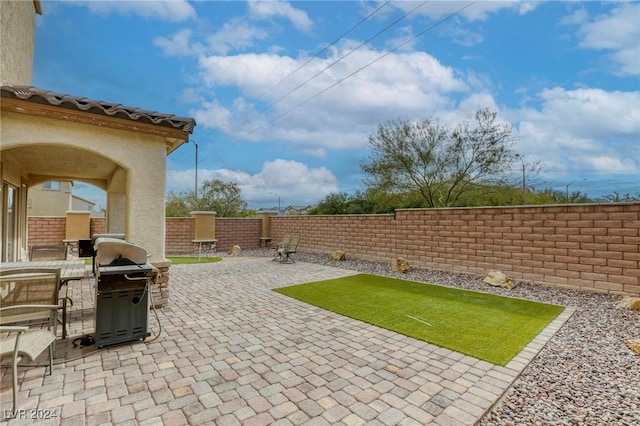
[167,256,222,264]
[274,274,565,366]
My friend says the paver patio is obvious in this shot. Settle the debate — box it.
[0,257,574,425]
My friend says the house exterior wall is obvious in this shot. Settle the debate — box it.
[71,196,95,213]
[2,110,169,262]
[28,181,72,216]
[0,0,36,85]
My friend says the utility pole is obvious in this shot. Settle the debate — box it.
[566,179,586,203]
[515,154,526,204]
[270,192,281,215]
[190,140,198,199]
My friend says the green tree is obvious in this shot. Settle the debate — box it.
[165,191,196,217]
[361,108,515,208]
[308,192,352,215]
[165,179,249,217]
[596,192,640,203]
[196,179,248,217]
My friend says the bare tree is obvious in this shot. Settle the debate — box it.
[361,108,515,207]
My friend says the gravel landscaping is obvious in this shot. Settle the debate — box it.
[238,249,640,425]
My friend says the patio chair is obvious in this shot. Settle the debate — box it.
[279,235,300,264]
[0,326,56,414]
[30,244,67,261]
[0,268,60,413]
[272,234,292,262]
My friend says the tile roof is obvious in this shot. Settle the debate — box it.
[1,85,196,133]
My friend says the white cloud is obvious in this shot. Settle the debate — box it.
[166,159,338,207]
[573,155,637,175]
[192,100,234,133]
[193,43,467,154]
[391,0,538,22]
[205,18,271,55]
[569,3,640,76]
[535,88,640,139]
[248,0,313,32]
[80,0,196,22]
[438,22,485,47]
[513,87,640,176]
[154,29,202,57]
[385,25,420,52]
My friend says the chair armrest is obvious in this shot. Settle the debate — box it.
[0,326,28,332]
[0,304,60,311]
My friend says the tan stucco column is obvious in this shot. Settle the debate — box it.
[190,211,217,255]
[125,149,167,262]
[257,211,276,247]
[106,168,126,235]
[191,211,217,240]
[65,210,91,239]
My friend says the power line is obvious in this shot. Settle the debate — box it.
[196,1,421,167]
[180,1,393,168]
[244,1,477,138]
[250,0,392,109]
[228,1,427,136]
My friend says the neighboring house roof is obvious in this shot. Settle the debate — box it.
[1,85,195,141]
[285,205,313,211]
[72,194,95,207]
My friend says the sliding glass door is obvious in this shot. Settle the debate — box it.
[1,182,17,261]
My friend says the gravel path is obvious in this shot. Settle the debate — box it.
[236,249,640,425]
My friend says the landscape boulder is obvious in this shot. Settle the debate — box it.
[615,296,640,311]
[483,270,515,290]
[331,250,346,261]
[392,257,410,273]
[626,339,640,356]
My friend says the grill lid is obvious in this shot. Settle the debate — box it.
[95,237,149,266]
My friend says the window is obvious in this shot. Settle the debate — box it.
[43,181,60,191]
[2,182,17,261]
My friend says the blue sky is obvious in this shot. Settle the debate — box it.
[33,1,639,210]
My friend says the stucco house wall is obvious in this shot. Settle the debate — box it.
[2,110,171,260]
[28,181,73,216]
[1,0,195,310]
[0,1,37,85]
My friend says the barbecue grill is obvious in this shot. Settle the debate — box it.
[94,237,156,348]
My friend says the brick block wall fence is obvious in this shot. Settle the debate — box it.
[270,203,640,296]
[90,218,107,236]
[215,218,262,252]
[27,216,66,247]
[166,217,195,254]
[25,203,640,296]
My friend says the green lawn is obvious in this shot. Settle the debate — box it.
[167,256,222,264]
[274,274,565,365]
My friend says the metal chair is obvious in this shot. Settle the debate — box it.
[0,326,56,414]
[272,235,292,262]
[279,235,300,263]
[28,245,73,336]
[29,245,67,261]
[0,268,60,414]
